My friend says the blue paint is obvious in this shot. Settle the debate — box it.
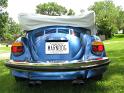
[11,26,108,80]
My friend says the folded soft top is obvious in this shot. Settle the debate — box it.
[18,11,97,34]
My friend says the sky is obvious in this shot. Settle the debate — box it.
[7,0,124,22]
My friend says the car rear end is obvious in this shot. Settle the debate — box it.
[5,26,110,80]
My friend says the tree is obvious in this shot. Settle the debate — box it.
[3,18,22,42]
[89,0,120,39]
[0,12,8,40]
[0,0,8,41]
[67,9,75,15]
[36,2,75,16]
[0,0,22,42]
[0,0,8,8]
[116,8,124,34]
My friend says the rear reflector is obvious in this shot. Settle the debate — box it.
[96,58,103,60]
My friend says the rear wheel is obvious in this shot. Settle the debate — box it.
[92,74,103,81]
[14,76,27,82]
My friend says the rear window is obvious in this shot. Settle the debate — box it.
[34,27,89,37]
[35,31,44,37]
[58,29,69,34]
[45,29,56,34]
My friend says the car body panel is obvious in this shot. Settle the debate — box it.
[7,26,109,80]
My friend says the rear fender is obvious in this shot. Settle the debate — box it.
[81,34,106,61]
[11,37,32,61]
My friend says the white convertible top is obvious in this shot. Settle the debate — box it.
[18,11,97,34]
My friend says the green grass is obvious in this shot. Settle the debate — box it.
[0,35,124,93]
[0,47,10,53]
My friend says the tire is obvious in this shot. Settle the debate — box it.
[92,74,103,81]
[14,76,27,82]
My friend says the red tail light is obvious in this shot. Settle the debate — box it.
[12,46,24,53]
[11,42,24,56]
[92,41,104,54]
[92,45,104,52]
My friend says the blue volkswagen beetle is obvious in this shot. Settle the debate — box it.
[5,12,110,83]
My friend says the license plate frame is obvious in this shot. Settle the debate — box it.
[45,41,69,54]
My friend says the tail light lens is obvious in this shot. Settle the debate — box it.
[92,41,104,55]
[11,42,24,56]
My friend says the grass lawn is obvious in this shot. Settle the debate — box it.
[0,47,10,53]
[0,35,124,93]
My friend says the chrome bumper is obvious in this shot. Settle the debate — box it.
[5,57,110,72]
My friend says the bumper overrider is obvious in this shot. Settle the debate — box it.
[5,57,110,72]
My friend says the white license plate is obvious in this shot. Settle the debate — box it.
[45,42,69,54]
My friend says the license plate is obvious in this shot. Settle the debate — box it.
[45,42,69,54]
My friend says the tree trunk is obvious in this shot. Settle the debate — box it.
[105,31,112,40]
[123,29,124,34]
[108,31,112,38]
[105,33,108,40]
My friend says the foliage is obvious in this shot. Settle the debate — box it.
[0,0,8,8]
[0,12,8,41]
[89,0,120,39]
[116,9,124,34]
[0,0,8,41]
[67,9,75,15]
[0,15,21,42]
[36,2,75,16]
[0,0,22,42]
[3,18,22,42]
